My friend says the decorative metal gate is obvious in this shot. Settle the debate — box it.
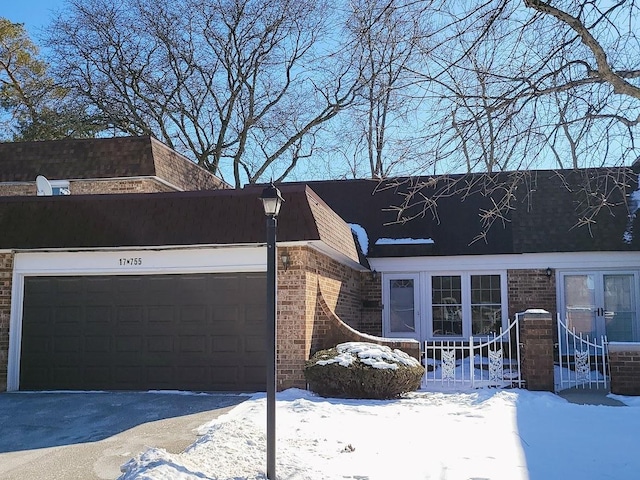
[555,314,609,392]
[422,314,524,390]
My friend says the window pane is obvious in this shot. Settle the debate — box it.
[471,275,502,335]
[432,276,462,336]
[390,279,415,333]
[472,305,502,335]
[604,274,637,341]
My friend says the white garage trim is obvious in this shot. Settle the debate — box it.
[8,246,267,391]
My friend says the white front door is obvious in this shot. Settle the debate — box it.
[383,274,420,340]
[561,272,639,341]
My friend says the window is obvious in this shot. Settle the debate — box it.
[432,276,462,336]
[471,274,502,335]
[429,273,506,338]
[51,180,70,196]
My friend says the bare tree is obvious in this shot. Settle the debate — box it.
[379,0,640,240]
[48,0,365,187]
[323,0,432,179]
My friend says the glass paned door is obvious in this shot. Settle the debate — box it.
[562,272,639,341]
[604,274,637,341]
[564,274,597,338]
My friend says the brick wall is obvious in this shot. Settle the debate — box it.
[71,178,174,194]
[519,310,555,391]
[359,272,382,336]
[0,252,13,392]
[275,245,389,389]
[0,184,34,196]
[609,345,640,395]
[508,269,556,319]
[275,246,312,390]
[1,178,176,196]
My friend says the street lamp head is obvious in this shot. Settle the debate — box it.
[260,182,284,217]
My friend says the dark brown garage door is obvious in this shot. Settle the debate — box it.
[20,273,266,391]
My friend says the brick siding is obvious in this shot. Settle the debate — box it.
[609,346,640,395]
[508,269,557,319]
[359,272,382,336]
[0,185,34,196]
[519,310,555,391]
[276,245,390,389]
[0,252,13,391]
[71,178,175,194]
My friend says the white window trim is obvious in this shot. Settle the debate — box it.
[424,271,508,340]
[382,270,508,342]
[50,180,70,196]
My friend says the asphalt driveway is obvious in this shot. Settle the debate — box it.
[0,391,250,480]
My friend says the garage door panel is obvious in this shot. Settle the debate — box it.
[53,336,82,353]
[84,306,113,326]
[178,335,207,353]
[179,305,208,324]
[147,336,174,353]
[84,336,112,353]
[115,336,143,352]
[21,273,266,391]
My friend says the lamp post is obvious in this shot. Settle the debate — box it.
[260,182,283,480]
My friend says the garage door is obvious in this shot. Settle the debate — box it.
[20,273,266,391]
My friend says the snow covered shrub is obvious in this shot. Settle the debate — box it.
[304,342,425,399]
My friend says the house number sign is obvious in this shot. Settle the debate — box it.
[119,257,143,266]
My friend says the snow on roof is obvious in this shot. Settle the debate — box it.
[348,223,369,255]
[623,174,640,244]
[316,341,421,370]
[375,237,435,245]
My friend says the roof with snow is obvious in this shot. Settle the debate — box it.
[287,168,640,257]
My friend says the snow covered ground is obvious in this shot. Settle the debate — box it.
[119,388,640,480]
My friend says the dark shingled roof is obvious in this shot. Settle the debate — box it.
[0,135,227,190]
[0,185,359,263]
[287,169,640,256]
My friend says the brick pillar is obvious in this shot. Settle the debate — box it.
[608,343,640,395]
[519,309,554,391]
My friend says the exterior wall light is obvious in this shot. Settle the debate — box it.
[281,253,290,271]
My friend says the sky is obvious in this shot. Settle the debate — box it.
[2,1,65,37]
[118,387,640,480]
[115,343,640,480]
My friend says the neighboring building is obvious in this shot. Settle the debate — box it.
[0,137,639,394]
[0,135,228,195]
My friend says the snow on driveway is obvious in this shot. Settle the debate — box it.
[120,388,640,480]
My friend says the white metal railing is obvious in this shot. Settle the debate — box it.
[555,314,608,392]
[422,314,523,390]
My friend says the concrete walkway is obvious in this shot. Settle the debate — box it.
[0,391,249,480]
[557,386,626,406]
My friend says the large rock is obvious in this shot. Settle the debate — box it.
[304,342,425,399]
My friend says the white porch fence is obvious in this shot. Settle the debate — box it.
[422,314,524,390]
[555,314,609,392]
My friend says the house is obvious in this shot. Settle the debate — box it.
[0,135,229,195]
[1,137,639,394]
